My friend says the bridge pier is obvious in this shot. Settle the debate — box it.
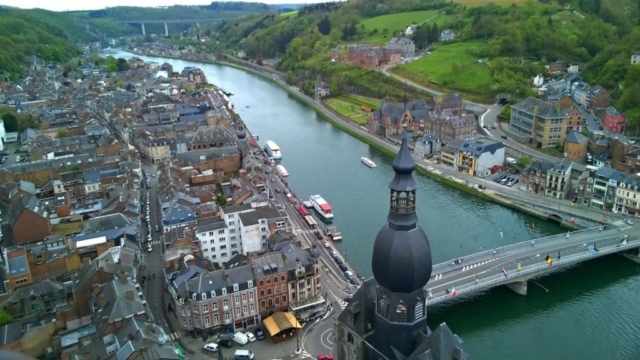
[141,23,146,36]
[164,22,169,37]
[621,247,640,264]
[505,281,528,296]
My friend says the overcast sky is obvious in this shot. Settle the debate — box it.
[2,1,317,12]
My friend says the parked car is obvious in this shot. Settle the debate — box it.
[307,310,325,322]
[344,295,354,302]
[219,339,233,348]
[245,332,256,342]
[624,219,634,226]
[232,332,249,345]
[501,135,508,139]
[203,343,219,352]
[255,328,265,340]
[338,263,348,272]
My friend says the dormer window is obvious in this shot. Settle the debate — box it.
[222,288,227,295]
[211,290,216,298]
[202,292,207,300]
[248,281,253,288]
[192,293,197,300]
[233,284,239,292]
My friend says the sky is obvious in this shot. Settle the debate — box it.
[1,0,316,12]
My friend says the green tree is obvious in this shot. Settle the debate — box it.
[516,156,531,169]
[0,308,13,326]
[216,194,227,207]
[116,58,130,71]
[56,129,68,138]
[1,113,18,132]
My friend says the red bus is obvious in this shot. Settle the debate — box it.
[297,205,310,217]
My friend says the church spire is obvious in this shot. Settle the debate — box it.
[387,132,417,231]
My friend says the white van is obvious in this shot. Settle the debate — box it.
[234,349,255,360]
[232,332,248,345]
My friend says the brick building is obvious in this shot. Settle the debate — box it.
[249,252,288,318]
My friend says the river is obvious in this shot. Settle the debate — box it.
[106,49,640,360]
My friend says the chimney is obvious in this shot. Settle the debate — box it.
[125,289,134,299]
[118,272,128,284]
[82,257,90,264]
[145,323,156,334]
[99,293,107,307]
[246,252,252,265]
[173,259,179,269]
[239,169,246,179]
[189,258,196,266]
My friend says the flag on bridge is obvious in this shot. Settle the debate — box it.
[545,255,553,266]
[502,267,509,278]
[588,245,596,254]
[622,238,628,247]
[571,218,576,224]
[499,228,504,239]
[450,285,457,298]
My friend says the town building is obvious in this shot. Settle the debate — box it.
[181,66,206,85]
[369,98,428,139]
[249,252,288,318]
[579,167,621,209]
[441,138,505,176]
[431,94,463,116]
[521,158,572,198]
[510,97,570,148]
[413,134,441,158]
[565,107,584,133]
[440,29,455,42]
[614,174,640,215]
[602,106,625,133]
[314,81,330,99]
[238,206,291,254]
[631,51,640,65]
[423,109,476,143]
[548,60,567,73]
[346,44,402,68]
[7,194,51,245]
[564,131,589,162]
[387,37,416,58]
[334,133,466,359]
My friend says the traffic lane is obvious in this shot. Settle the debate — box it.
[302,314,335,357]
[427,232,627,292]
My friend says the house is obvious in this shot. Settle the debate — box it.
[193,217,231,264]
[184,125,236,151]
[614,174,640,215]
[369,98,429,139]
[603,106,625,133]
[588,85,610,110]
[280,244,324,318]
[441,138,505,176]
[163,203,198,232]
[521,158,572,199]
[565,106,584,133]
[423,109,476,143]
[413,134,441,158]
[314,81,330,99]
[548,60,567,73]
[21,128,37,147]
[609,133,636,172]
[249,252,288,318]
[631,51,640,65]
[387,37,416,58]
[4,247,33,292]
[0,313,58,357]
[171,262,259,336]
[346,44,402,68]
[2,280,72,321]
[238,205,291,254]
[180,66,207,85]
[564,131,589,162]
[405,25,418,35]
[432,94,463,116]
[8,194,51,245]
[510,97,571,148]
[588,167,621,209]
[440,29,455,42]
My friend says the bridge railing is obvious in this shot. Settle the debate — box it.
[431,226,611,274]
[427,238,640,306]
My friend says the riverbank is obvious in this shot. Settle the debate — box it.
[126,49,585,230]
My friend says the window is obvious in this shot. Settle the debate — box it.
[214,314,219,325]
[203,304,209,312]
[267,288,272,296]
[281,284,286,293]
[261,300,266,309]
[218,229,225,234]
[249,292,254,301]
[220,244,227,250]
[202,293,207,300]
[266,279,271,285]
[16,279,27,285]
[212,302,218,310]
[221,252,227,258]
[275,297,280,305]
[282,295,287,303]
[222,288,227,295]
[224,312,231,321]
[219,237,226,242]
[195,317,200,326]
[236,307,241,315]
[261,227,267,232]
[204,316,210,326]
[231,244,238,249]
[230,236,236,241]
[192,293,197,300]
[281,275,285,282]
[274,277,278,283]
[229,221,235,226]
[248,280,253,288]
[250,303,255,313]
[209,232,214,236]
[210,247,216,252]
[188,319,192,327]
[211,290,216,298]
[242,293,247,302]
[243,305,248,314]
[235,295,240,304]
[229,214,234,219]
[268,299,273,307]
[233,284,239,291]
[275,286,279,294]
[259,280,264,287]
[260,290,265,297]
[223,299,229,307]
[230,229,236,234]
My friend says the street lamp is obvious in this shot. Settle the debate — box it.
[295,328,301,354]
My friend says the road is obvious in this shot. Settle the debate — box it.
[425,223,640,303]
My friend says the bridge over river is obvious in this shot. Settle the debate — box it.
[426,223,640,305]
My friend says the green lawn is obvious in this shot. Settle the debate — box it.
[52,221,84,236]
[393,41,493,93]
[280,11,298,18]
[325,101,359,116]
[358,10,440,44]
[339,95,380,109]
[352,115,369,124]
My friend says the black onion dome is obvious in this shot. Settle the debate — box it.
[372,225,432,293]
[392,133,415,174]
[310,245,320,259]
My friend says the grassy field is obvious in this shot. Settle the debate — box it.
[454,0,525,4]
[52,221,84,236]
[325,100,359,116]
[280,11,298,18]
[392,41,492,94]
[325,95,380,122]
[359,10,440,44]
[352,115,369,124]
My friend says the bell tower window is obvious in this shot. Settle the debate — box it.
[414,299,424,320]
[377,295,388,317]
[390,190,415,213]
[395,303,407,323]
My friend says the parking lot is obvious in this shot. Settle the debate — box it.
[490,169,521,188]
[198,327,300,360]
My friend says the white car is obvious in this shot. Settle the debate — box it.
[427,166,434,171]
[203,343,218,352]
[245,332,256,342]
[624,219,634,226]
[147,245,153,253]
[434,170,442,175]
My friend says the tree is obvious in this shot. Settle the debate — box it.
[317,16,331,36]
[116,58,130,72]
[451,61,462,73]
[56,129,68,139]
[1,113,18,132]
[0,308,12,326]
[216,194,227,207]
[516,156,531,169]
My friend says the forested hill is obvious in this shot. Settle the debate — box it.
[0,8,85,80]
[206,0,640,125]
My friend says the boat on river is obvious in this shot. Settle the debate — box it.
[325,226,343,241]
[361,157,377,168]
[310,195,333,220]
[264,140,282,161]
[276,165,289,177]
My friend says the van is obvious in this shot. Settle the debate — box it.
[232,332,248,345]
[234,349,255,360]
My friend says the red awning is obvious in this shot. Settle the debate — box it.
[320,204,332,212]
[250,140,258,147]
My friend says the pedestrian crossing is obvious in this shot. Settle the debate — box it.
[461,258,496,272]
[337,300,348,309]
[148,240,162,245]
[168,331,181,340]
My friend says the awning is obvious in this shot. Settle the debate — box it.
[263,312,302,337]
[289,295,325,312]
[320,204,332,212]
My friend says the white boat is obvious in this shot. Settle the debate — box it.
[361,157,377,168]
[303,201,313,208]
[264,140,282,161]
[310,195,334,220]
[276,165,289,177]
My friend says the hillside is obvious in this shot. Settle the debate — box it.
[69,3,275,38]
[0,8,85,79]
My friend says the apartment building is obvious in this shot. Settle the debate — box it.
[195,217,237,265]
[238,206,290,254]
[521,158,572,199]
[249,252,289,318]
[510,97,570,148]
[282,244,324,319]
[614,174,640,215]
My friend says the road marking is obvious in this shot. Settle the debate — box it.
[320,328,334,350]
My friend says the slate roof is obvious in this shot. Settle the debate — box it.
[595,166,621,181]
[566,131,588,144]
[618,174,640,189]
[163,204,197,226]
[456,138,504,157]
[175,147,240,165]
[195,218,226,233]
[4,279,65,303]
[186,264,254,299]
[8,254,29,276]
[251,252,287,278]
[92,278,150,335]
[9,194,48,225]
[238,206,283,226]
[512,97,569,119]
[373,98,430,125]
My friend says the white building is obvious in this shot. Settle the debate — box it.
[0,120,5,151]
[196,218,234,264]
[238,206,290,254]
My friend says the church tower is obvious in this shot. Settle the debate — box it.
[334,132,467,360]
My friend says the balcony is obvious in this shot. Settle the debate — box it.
[225,318,232,324]
[223,305,229,311]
